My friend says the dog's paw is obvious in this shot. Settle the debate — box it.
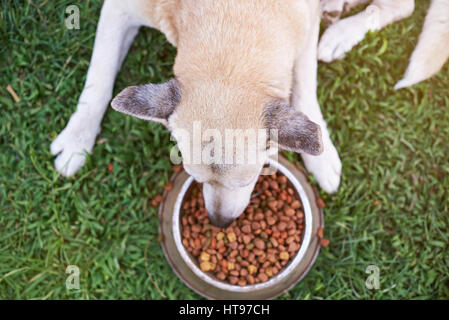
[51,113,100,177]
[318,16,368,62]
[302,141,342,194]
[394,78,417,90]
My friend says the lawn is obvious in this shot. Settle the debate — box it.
[1,0,448,299]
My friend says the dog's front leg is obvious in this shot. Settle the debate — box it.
[51,1,141,176]
[291,6,342,194]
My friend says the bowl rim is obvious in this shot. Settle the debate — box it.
[171,157,313,292]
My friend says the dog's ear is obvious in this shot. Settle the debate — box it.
[111,79,180,126]
[265,102,323,155]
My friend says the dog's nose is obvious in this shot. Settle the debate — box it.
[208,213,235,229]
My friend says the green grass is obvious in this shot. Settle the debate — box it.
[1,0,448,299]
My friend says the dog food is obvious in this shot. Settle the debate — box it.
[180,172,305,286]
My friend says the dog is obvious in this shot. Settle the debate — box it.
[319,0,449,89]
[51,0,342,227]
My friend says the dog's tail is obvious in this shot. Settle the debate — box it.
[395,0,449,89]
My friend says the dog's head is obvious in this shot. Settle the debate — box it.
[111,78,322,227]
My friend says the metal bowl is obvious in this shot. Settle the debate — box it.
[158,155,323,299]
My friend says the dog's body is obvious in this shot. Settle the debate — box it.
[319,0,449,89]
[51,0,341,226]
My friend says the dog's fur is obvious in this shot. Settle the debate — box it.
[319,0,449,89]
[51,0,342,227]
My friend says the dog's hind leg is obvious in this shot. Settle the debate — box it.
[292,3,342,194]
[318,0,415,62]
[395,0,449,89]
[51,0,143,176]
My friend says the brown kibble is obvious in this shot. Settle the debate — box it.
[277,222,287,232]
[200,252,210,262]
[320,238,330,247]
[279,251,289,261]
[291,200,301,209]
[288,242,298,252]
[258,273,268,282]
[254,238,266,250]
[268,200,278,210]
[230,250,239,258]
[317,227,324,238]
[286,236,295,244]
[287,221,296,230]
[227,232,237,242]
[230,270,239,276]
[229,241,238,250]
[164,181,174,191]
[279,192,288,201]
[151,194,163,207]
[216,232,225,241]
[248,265,258,275]
[251,222,261,230]
[238,279,247,286]
[216,240,225,249]
[229,276,239,285]
[194,238,201,249]
[227,262,236,270]
[242,235,252,244]
[200,261,214,272]
[267,253,277,263]
[284,207,295,217]
[277,175,287,184]
[317,198,326,209]
[266,216,277,226]
[254,213,264,221]
[241,225,251,234]
[216,272,226,281]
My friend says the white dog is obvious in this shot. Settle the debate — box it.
[51,0,341,227]
[319,0,449,89]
